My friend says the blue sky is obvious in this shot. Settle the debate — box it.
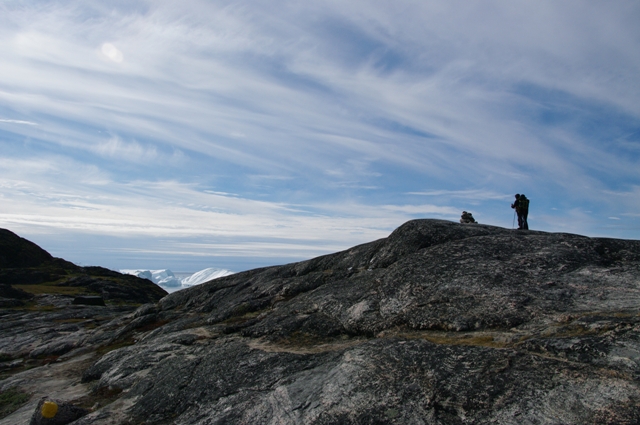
[1,0,639,272]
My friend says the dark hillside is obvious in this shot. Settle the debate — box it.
[0,228,167,305]
[0,229,53,269]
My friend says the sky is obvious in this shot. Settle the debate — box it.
[1,0,639,272]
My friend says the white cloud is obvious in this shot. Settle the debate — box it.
[101,43,123,63]
[0,154,406,258]
[94,136,159,162]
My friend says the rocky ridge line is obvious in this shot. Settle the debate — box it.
[3,220,640,424]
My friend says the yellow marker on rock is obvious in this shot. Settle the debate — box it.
[41,400,58,418]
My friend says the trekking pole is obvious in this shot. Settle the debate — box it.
[512,210,516,229]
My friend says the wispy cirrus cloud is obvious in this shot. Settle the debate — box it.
[407,190,512,201]
[0,118,38,125]
[0,0,639,269]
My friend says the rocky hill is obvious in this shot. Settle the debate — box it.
[0,228,167,306]
[2,220,640,424]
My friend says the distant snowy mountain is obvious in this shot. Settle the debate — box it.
[121,268,234,292]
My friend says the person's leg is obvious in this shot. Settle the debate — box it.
[517,213,523,229]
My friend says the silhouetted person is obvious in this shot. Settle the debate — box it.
[511,194,521,229]
[511,194,529,229]
[519,194,529,229]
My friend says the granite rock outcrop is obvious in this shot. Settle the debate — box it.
[2,220,640,424]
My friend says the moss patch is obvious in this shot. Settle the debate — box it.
[545,325,596,339]
[73,386,123,411]
[222,310,263,325]
[137,319,170,333]
[13,283,89,296]
[421,333,503,348]
[0,387,31,419]
[96,338,136,357]
[23,304,58,312]
[382,329,512,348]
[275,332,360,349]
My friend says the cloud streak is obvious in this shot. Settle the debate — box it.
[0,118,38,125]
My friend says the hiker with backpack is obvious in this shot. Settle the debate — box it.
[511,194,529,230]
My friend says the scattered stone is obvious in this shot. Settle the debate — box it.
[29,398,89,425]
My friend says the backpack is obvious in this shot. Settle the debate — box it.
[519,195,530,211]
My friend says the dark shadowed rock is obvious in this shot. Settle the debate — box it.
[60,273,166,304]
[0,284,33,300]
[72,296,106,307]
[0,284,33,306]
[0,229,53,269]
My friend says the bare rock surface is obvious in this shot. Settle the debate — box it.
[2,220,640,424]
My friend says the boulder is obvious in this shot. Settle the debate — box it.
[29,397,89,425]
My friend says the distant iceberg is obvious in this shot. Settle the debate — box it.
[181,268,234,287]
[121,267,234,292]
